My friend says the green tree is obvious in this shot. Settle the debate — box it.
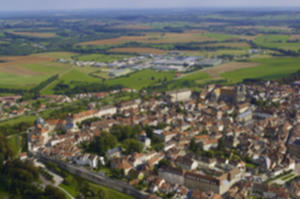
[122,139,143,154]
[44,185,66,199]
[88,132,118,156]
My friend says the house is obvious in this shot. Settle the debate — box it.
[289,139,300,160]
[166,88,192,103]
[111,157,132,175]
[118,100,140,112]
[106,147,121,159]
[74,154,99,168]
[97,105,117,117]
[153,129,177,142]
[158,167,185,185]
[175,156,198,170]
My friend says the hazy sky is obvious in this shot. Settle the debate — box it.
[1,0,300,11]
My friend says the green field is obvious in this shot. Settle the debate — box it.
[106,69,175,89]
[221,57,300,83]
[75,54,129,63]
[0,52,75,89]
[254,34,300,51]
[8,134,23,154]
[0,115,36,127]
[166,70,211,90]
[59,172,133,199]
[41,69,101,95]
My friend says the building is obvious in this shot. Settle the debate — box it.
[289,139,300,160]
[158,167,185,185]
[166,88,192,103]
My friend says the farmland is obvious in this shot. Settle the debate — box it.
[0,53,74,89]
[9,31,56,38]
[0,10,300,95]
[254,34,300,51]
[109,47,168,54]
[105,69,175,90]
[78,31,239,46]
[221,57,300,83]
[74,53,128,62]
[204,62,259,78]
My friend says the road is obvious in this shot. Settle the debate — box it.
[34,160,74,199]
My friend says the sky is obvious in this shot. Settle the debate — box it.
[1,0,300,11]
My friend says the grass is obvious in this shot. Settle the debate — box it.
[59,173,133,199]
[9,31,56,38]
[78,31,218,46]
[105,69,175,89]
[221,57,300,83]
[166,70,211,90]
[0,115,36,127]
[0,186,9,199]
[281,173,295,181]
[41,69,101,95]
[8,134,23,154]
[254,34,300,51]
[0,53,74,89]
[109,47,168,55]
[59,69,100,84]
[75,54,128,63]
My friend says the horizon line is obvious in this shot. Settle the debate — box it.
[2,6,300,13]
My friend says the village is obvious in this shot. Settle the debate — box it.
[11,79,300,199]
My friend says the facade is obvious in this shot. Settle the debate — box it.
[158,167,185,185]
[166,89,192,103]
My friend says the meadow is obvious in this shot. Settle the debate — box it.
[105,69,176,90]
[0,52,75,89]
[254,34,300,51]
[221,57,300,83]
[109,47,168,54]
[78,31,241,46]
[74,53,128,62]
[10,31,56,38]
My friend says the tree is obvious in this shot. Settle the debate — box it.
[157,159,171,168]
[44,185,66,199]
[88,132,118,156]
[189,138,197,153]
[0,134,15,164]
[111,124,141,141]
[122,139,143,154]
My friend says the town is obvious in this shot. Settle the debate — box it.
[7,79,298,199]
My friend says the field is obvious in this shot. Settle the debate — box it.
[78,31,240,46]
[41,69,102,95]
[109,47,168,54]
[9,31,56,38]
[200,42,250,49]
[106,69,175,89]
[182,49,249,57]
[0,52,75,89]
[8,134,23,154]
[221,57,300,83]
[204,62,259,78]
[74,54,128,62]
[254,34,300,51]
